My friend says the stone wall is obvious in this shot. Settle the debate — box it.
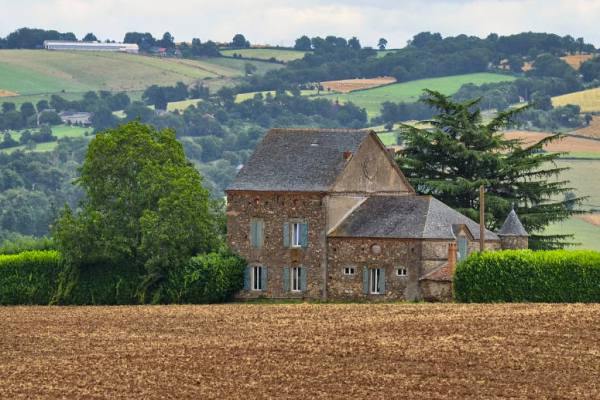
[327,238,422,301]
[500,236,528,250]
[420,280,453,302]
[226,191,327,299]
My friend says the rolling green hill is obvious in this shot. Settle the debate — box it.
[0,50,283,105]
[318,72,517,117]
[220,48,308,62]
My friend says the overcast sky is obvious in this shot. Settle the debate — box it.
[2,0,600,48]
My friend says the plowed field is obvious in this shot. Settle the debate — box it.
[321,76,396,93]
[1,304,599,399]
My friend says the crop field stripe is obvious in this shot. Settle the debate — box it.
[1,304,599,399]
[317,72,517,117]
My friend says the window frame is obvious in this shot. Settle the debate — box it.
[251,266,263,291]
[370,268,381,294]
[396,267,408,277]
[343,267,356,276]
[291,267,302,292]
[291,222,302,248]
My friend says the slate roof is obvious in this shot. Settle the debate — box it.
[498,209,528,236]
[329,195,499,240]
[227,128,370,192]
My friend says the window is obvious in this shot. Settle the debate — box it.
[343,267,355,276]
[363,267,385,295]
[291,267,302,292]
[396,267,407,277]
[284,221,308,248]
[457,236,468,261]
[292,222,301,248]
[370,268,381,294]
[250,219,264,248]
[251,266,265,291]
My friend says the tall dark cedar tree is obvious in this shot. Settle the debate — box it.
[397,90,583,249]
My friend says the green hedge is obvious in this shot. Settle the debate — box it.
[0,250,62,305]
[162,252,245,303]
[454,250,600,302]
[0,250,245,305]
[52,261,144,305]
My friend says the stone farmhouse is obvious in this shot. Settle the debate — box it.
[226,128,528,301]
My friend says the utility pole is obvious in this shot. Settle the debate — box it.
[479,185,485,252]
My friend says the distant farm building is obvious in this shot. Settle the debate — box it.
[59,111,92,126]
[43,41,139,53]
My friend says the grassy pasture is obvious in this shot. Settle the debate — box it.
[318,73,517,117]
[544,216,600,251]
[234,89,319,102]
[1,304,599,399]
[220,48,308,62]
[0,50,281,105]
[0,125,90,154]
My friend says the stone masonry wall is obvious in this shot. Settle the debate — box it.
[327,238,422,301]
[227,191,327,299]
[500,236,528,250]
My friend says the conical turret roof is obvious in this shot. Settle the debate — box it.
[498,209,528,236]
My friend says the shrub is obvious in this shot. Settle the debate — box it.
[0,250,62,305]
[162,252,245,303]
[454,250,600,302]
[52,261,143,305]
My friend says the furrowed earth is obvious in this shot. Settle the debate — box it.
[1,304,599,399]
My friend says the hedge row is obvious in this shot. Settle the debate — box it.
[162,253,245,303]
[0,251,244,305]
[454,250,600,302]
[0,250,62,305]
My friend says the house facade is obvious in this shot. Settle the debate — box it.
[226,128,528,301]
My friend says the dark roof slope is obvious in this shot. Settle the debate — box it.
[227,128,370,192]
[498,209,528,236]
[329,195,499,240]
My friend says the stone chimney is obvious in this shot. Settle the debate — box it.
[447,242,457,273]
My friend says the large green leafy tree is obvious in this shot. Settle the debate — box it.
[398,90,583,249]
[53,122,221,300]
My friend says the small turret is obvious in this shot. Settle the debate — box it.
[498,209,528,249]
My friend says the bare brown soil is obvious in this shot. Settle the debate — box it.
[0,89,18,97]
[578,213,600,226]
[561,54,595,70]
[321,76,396,93]
[504,130,600,153]
[1,304,600,399]
[573,116,600,139]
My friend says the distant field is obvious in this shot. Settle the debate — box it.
[0,125,89,154]
[552,87,600,112]
[503,130,600,158]
[220,48,307,62]
[571,116,600,139]
[555,159,600,210]
[321,77,396,93]
[376,50,397,58]
[2,304,600,399]
[234,89,318,102]
[560,54,594,70]
[544,216,600,251]
[167,98,202,111]
[318,73,517,117]
[0,50,281,104]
